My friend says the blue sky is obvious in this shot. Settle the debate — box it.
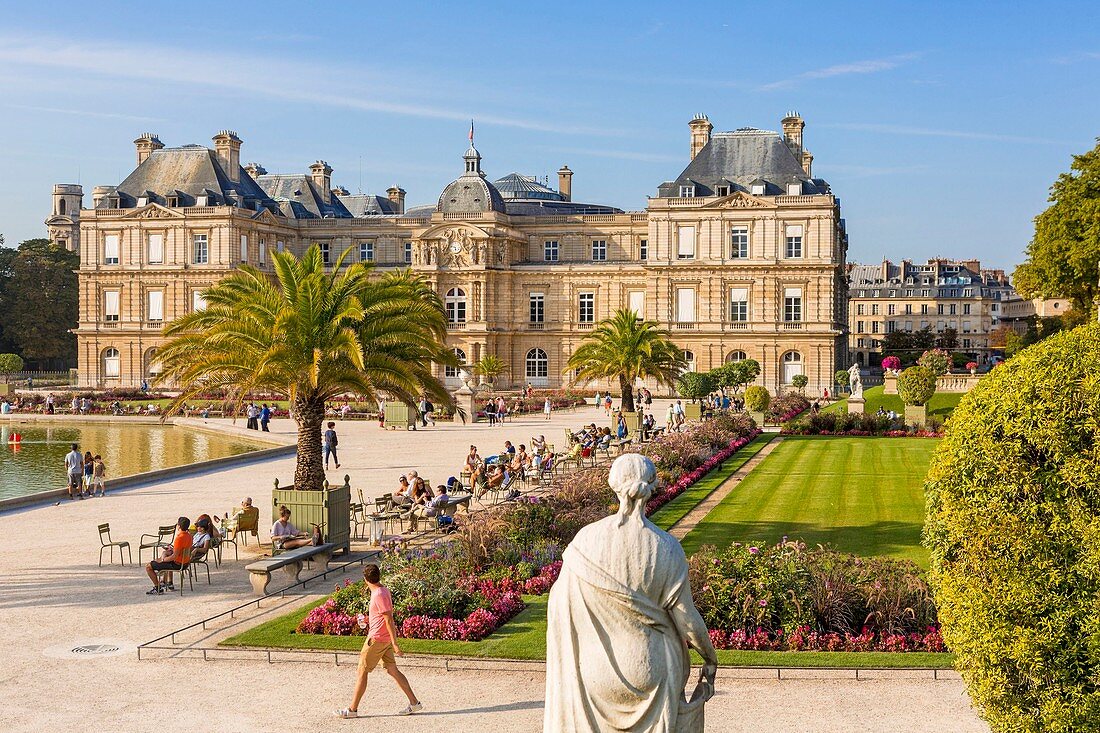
[1,0,1098,270]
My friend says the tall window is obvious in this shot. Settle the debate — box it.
[591,240,607,261]
[193,234,208,264]
[360,241,374,262]
[147,233,164,264]
[103,348,121,378]
[320,241,330,264]
[904,304,912,315]
[725,350,747,363]
[729,287,748,322]
[578,292,595,323]
[949,304,957,315]
[856,304,865,316]
[785,225,803,258]
[963,303,971,315]
[259,237,266,266]
[783,287,803,322]
[147,290,164,322]
[677,226,695,260]
[887,304,896,316]
[682,350,695,373]
[675,287,695,322]
[921,304,929,315]
[872,322,880,334]
[192,290,207,312]
[544,240,559,262]
[730,227,748,258]
[145,348,161,377]
[525,348,548,379]
[529,293,544,323]
[240,235,249,262]
[104,234,120,265]
[445,347,467,378]
[404,242,412,264]
[445,288,467,324]
[628,291,645,318]
[276,240,285,254]
[104,290,120,322]
[639,239,648,261]
[781,351,803,385]
[871,304,880,316]
[857,321,865,333]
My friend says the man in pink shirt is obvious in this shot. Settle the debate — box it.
[336,564,422,718]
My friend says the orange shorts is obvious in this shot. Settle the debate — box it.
[359,639,396,672]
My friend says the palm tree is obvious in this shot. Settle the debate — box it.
[154,245,454,490]
[472,354,508,386]
[566,309,685,412]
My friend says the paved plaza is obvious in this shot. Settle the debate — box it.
[0,403,987,731]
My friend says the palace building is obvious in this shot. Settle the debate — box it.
[49,113,849,394]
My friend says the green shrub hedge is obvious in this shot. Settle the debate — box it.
[924,322,1100,732]
[898,366,936,406]
[744,385,770,412]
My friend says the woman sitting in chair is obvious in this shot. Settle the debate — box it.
[271,506,312,551]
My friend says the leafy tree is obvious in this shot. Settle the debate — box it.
[0,239,78,368]
[743,385,770,413]
[834,369,849,387]
[925,323,1100,731]
[911,326,936,350]
[155,246,454,490]
[935,327,958,350]
[791,374,808,392]
[0,353,23,373]
[987,325,1012,350]
[566,308,685,413]
[897,366,936,406]
[1003,330,1024,357]
[711,358,760,394]
[472,354,507,385]
[917,348,951,376]
[1013,138,1100,320]
[677,371,715,402]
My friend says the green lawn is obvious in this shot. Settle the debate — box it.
[823,385,962,419]
[680,436,937,566]
[649,436,774,530]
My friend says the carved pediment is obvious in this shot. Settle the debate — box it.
[708,192,775,210]
[250,208,282,224]
[123,204,186,220]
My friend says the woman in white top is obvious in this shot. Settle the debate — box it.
[543,397,552,421]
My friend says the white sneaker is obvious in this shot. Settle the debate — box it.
[334,708,358,719]
[398,702,423,716]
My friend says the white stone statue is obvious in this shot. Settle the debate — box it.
[545,454,717,732]
[848,362,864,400]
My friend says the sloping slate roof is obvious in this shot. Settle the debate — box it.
[336,193,401,216]
[848,264,885,286]
[255,174,352,218]
[437,173,507,214]
[504,200,623,216]
[105,146,277,209]
[657,128,828,197]
[493,173,564,201]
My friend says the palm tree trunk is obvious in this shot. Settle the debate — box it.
[293,394,326,490]
[619,373,636,412]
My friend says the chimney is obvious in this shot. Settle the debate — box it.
[310,161,333,204]
[212,130,243,182]
[688,114,712,160]
[134,133,164,165]
[801,150,813,177]
[781,112,804,157]
[557,166,573,202]
[386,184,406,214]
[244,162,267,179]
[332,185,350,196]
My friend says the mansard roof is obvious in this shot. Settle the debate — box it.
[657,127,829,198]
[254,174,352,219]
[104,146,279,211]
[336,193,402,216]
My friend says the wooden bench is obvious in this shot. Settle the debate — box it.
[245,543,337,595]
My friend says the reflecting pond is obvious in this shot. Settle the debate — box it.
[0,422,269,500]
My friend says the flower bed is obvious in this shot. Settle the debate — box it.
[708,626,945,652]
[767,392,809,423]
[644,433,759,515]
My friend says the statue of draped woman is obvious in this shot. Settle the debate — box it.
[544,453,717,732]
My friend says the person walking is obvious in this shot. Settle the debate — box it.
[64,443,84,500]
[91,455,107,497]
[259,403,271,432]
[336,564,423,718]
[324,422,340,470]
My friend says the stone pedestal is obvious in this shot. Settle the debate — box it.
[904,404,928,428]
[847,398,866,415]
[684,403,702,421]
[749,410,766,427]
[453,385,477,424]
[883,374,898,395]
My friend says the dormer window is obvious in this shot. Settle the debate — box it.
[715,185,730,197]
[679,185,695,198]
[166,195,179,208]
[136,196,149,207]
[751,182,766,196]
[786,182,802,196]
[195,195,208,206]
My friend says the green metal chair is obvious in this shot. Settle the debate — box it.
[138,525,176,563]
[97,523,132,566]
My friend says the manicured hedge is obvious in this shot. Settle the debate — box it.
[925,322,1100,732]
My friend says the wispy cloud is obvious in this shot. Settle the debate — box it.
[6,104,163,123]
[1052,50,1100,64]
[759,53,921,91]
[0,35,619,136]
[821,122,1069,145]
[535,146,682,164]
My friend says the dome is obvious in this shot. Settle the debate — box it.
[436,142,506,214]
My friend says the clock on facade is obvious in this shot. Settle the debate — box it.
[449,241,463,254]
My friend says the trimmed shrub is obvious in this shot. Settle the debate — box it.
[917,348,950,376]
[898,366,936,406]
[791,374,808,391]
[677,371,715,402]
[0,354,24,373]
[924,323,1100,732]
[744,385,770,412]
[834,369,850,387]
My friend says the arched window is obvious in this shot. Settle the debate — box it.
[103,347,121,379]
[725,350,747,363]
[682,350,696,373]
[445,288,467,324]
[145,348,161,377]
[526,348,548,380]
[781,351,803,385]
[856,352,865,366]
[58,198,66,215]
[445,347,467,378]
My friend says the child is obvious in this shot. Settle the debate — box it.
[92,455,106,497]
